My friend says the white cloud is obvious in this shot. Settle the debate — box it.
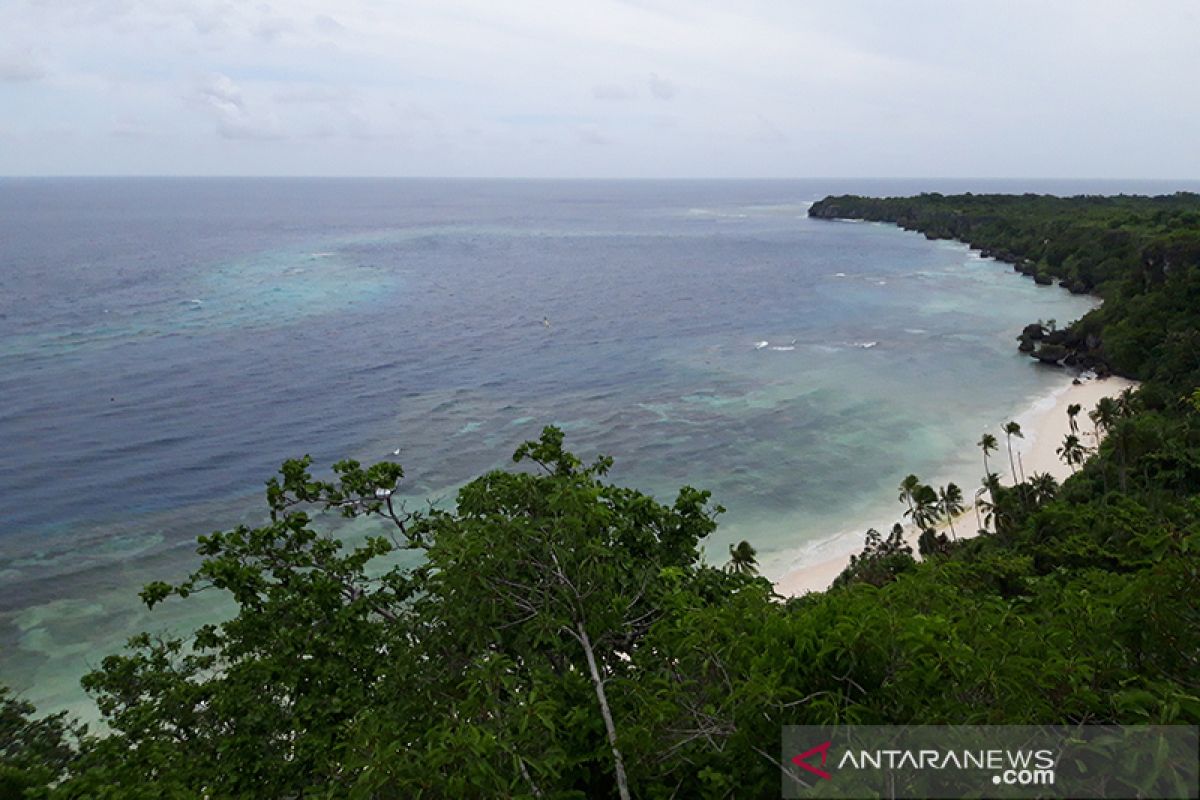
[0,50,45,82]
[647,73,676,101]
[197,73,281,140]
[575,123,611,145]
[0,0,1197,176]
[312,13,344,34]
[592,84,633,101]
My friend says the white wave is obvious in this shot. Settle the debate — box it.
[855,341,879,349]
[833,272,847,278]
[769,345,795,351]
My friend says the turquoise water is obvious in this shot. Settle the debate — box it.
[0,178,1138,717]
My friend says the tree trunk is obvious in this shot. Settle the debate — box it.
[577,622,631,800]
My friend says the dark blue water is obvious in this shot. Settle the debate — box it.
[1,177,1196,715]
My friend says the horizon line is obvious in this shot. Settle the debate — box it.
[3,174,1199,182]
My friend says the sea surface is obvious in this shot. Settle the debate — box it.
[1,177,1194,717]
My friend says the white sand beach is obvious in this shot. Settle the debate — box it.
[774,373,1140,596]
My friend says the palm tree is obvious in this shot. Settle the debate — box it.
[1066,403,1082,434]
[1090,397,1120,442]
[907,484,940,531]
[1118,387,1138,417]
[1057,433,1087,473]
[972,487,987,533]
[938,483,965,541]
[1002,421,1024,485]
[725,540,758,576]
[978,479,1017,535]
[1028,472,1059,505]
[977,433,998,481]
[897,474,922,515]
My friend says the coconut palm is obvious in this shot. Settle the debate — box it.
[1118,387,1139,417]
[906,484,941,531]
[897,474,922,515]
[725,540,759,576]
[972,487,987,533]
[1057,433,1087,473]
[938,483,965,540]
[1090,397,1120,441]
[1002,421,1024,484]
[1066,403,1082,434]
[977,433,998,481]
[1028,472,1059,505]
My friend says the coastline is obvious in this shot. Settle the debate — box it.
[773,372,1139,596]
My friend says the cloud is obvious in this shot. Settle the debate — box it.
[254,11,295,42]
[197,73,281,140]
[592,84,632,101]
[647,72,676,101]
[313,13,344,34]
[1,0,1199,176]
[0,51,45,82]
[752,113,787,144]
[575,123,611,145]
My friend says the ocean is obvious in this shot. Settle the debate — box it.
[0,177,1192,717]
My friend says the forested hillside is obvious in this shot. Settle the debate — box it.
[4,195,1199,799]
[810,192,1200,388]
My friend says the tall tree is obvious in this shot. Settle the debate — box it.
[906,484,941,532]
[1057,433,1087,473]
[977,433,999,480]
[898,474,922,515]
[1067,403,1082,434]
[725,540,759,576]
[1028,472,1059,505]
[937,483,965,541]
[1002,421,1024,485]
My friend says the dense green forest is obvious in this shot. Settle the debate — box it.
[4,194,1200,798]
[809,192,1200,385]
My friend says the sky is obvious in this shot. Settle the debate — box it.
[1,0,1198,178]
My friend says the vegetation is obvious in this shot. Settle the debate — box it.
[4,193,1200,798]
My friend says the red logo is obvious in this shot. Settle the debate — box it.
[792,741,833,780]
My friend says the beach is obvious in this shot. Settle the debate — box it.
[774,372,1140,596]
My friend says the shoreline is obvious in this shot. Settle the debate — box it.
[773,372,1139,596]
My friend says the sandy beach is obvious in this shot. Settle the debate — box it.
[774,372,1139,596]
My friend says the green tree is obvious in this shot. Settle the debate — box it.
[1,687,82,799]
[977,433,999,486]
[725,540,759,576]
[1058,432,1087,473]
[906,483,941,532]
[1067,402,1083,434]
[1003,421,1024,484]
[938,483,965,541]
[1028,472,1059,505]
[897,474,922,515]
